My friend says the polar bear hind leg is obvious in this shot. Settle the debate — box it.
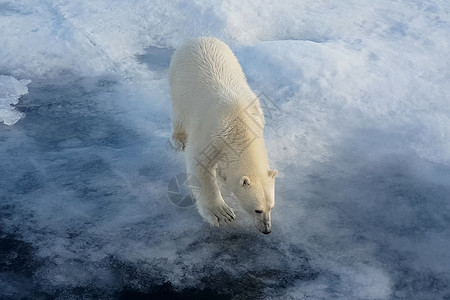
[170,118,187,151]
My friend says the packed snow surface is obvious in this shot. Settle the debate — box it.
[1,1,450,298]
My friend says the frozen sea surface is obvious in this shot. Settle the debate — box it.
[1,1,450,299]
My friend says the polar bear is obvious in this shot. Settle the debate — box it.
[169,37,277,234]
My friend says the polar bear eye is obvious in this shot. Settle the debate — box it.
[255,210,263,214]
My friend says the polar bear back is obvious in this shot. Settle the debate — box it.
[169,38,258,135]
[170,37,249,97]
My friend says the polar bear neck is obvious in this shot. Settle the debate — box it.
[218,104,269,178]
[224,136,269,187]
[236,136,269,176]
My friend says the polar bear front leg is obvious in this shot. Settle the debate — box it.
[186,153,235,226]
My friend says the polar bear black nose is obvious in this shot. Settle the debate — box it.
[262,229,271,234]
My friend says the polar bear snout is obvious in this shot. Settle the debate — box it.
[258,221,271,235]
[262,227,271,235]
[254,213,272,234]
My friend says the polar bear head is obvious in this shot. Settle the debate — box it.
[232,169,278,234]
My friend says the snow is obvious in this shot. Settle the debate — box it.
[1,0,450,298]
[0,76,30,125]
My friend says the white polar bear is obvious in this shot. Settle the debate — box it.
[169,37,277,234]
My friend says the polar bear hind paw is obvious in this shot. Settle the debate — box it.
[170,135,185,151]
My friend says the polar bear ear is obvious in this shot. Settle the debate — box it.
[240,176,251,187]
[268,170,278,179]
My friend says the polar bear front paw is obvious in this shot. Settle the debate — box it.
[200,202,236,226]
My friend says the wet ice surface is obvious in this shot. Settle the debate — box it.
[1,1,450,299]
[2,76,450,300]
[0,77,318,299]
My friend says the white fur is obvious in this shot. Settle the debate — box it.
[169,37,277,234]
